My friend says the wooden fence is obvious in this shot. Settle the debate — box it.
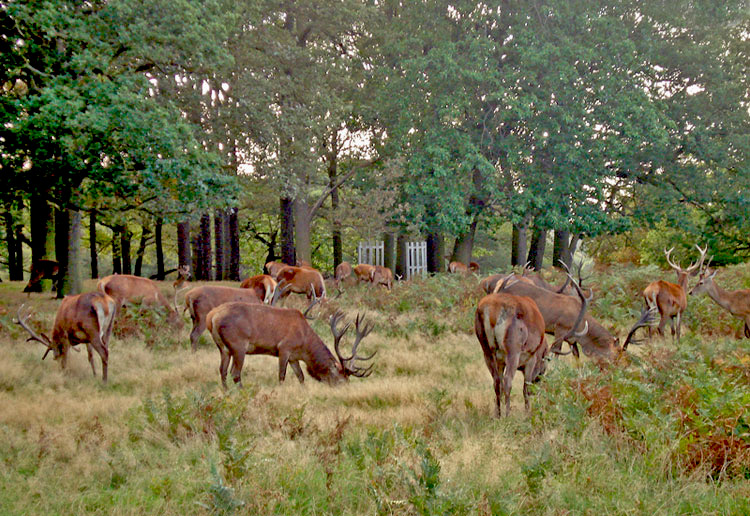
[357,240,427,280]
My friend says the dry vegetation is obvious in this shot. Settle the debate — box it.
[1,265,750,514]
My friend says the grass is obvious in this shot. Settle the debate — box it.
[0,264,749,514]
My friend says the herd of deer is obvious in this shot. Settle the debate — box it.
[12,249,750,418]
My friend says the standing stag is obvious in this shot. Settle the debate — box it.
[642,245,707,342]
[353,264,375,283]
[690,264,750,338]
[98,274,184,328]
[207,303,376,387]
[14,292,117,382]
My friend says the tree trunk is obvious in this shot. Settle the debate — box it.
[426,231,444,274]
[327,138,343,270]
[214,209,225,280]
[120,225,132,275]
[396,233,407,279]
[511,218,529,267]
[222,210,231,279]
[450,218,478,265]
[552,230,571,269]
[527,226,547,271]
[4,210,23,281]
[195,213,212,280]
[177,220,191,272]
[384,231,396,272]
[228,208,240,280]
[89,211,98,279]
[567,234,580,266]
[280,197,296,266]
[155,218,165,280]
[294,198,312,265]
[12,218,24,281]
[30,193,54,289]
[134,224,151,277]
[112,226,122,275]
[57,209,82,297]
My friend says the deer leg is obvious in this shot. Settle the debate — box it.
[190,320,205,352]
[675,312,682,342]
[290,361,305,384]
[492,359,504,418]
[89,335,108,383]
[229,349,245,387]
[278,344,291,383]
[657,314,667,337]
[503,352,520,417]
[86,343,97,378]
[744,320,750,339]
[218,348,231,389]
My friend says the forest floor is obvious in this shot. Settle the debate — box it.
[1,264,750,515]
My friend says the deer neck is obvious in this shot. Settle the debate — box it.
[303,338,345,384]
[704,279,734,313]
[676,271,690,291]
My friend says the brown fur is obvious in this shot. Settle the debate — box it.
[23,259,60,293]
[184,286,262,351]
[370,265,394,290]
[239,274,277,303]
[353,264,376,283]
[475,293,547,416]
[97,274,183,328]
[265,261,291,280]
[335,262,353,286]
[206,302,347,387]
[448,261,469,273]
[276,266,326,300]
[690,269,750,339]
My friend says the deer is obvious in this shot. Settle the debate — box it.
[370,265,394,290]
[184,285,264,352]
[97,274,184,329]
[23,259,60,293]
[239,274,277,304]
[689,262,750,338]
[265,261,291,280]
[490,273,652,361]
[334,261,353,287]
[448,261,480,274]
[353,264,376,283]
[274,266,326,301]
[14,292,118,382]
[642,245,707,342]
[172,265,191,290]
[207,303,376,387]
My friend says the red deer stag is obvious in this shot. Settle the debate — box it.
[448,261,480,274]
[98,274,184,328]
[240,274,277,304]
[370,265,394,290]
[275,266,326,300]
[14,292,117,382]
[690,263,750,338]
[265,261,290,280]
[184,285,263,351]
[172,265,191,290]
[642,245,706,342]
[23,259,60,293]
[353,264,376,283]
[207,304,376,387]
[475,292,548,417]
[335,261,353,287]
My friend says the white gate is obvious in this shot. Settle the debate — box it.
[357,241,384,266]
[406,241,427,280]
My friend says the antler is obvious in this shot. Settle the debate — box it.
[330,311,376,377]
[13,305,53,359]
[550,272,593,354]
[270,280,291,306]
[664,247,681,272]
[303,284,321,319]
[686,244,708,276]
[622,305,659,350]
[492,273,519,294]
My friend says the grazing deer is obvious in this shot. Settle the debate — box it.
[184,285,263,352]
[275,266,326,300]
[207,303,376,387]
[265,261,291,280]
[97,274,184,328]
[370,265,394,290]
[353,264,376,283]
[23,259,60,293]
[14,292,117,382]
[239,274,277,304]
[335,261,353,287]
[475,292,548,417]
[448,261,480,274]
[642,245,706,342]
[690,265,750,338]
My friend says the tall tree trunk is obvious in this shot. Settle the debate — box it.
[112,226,122,274]
[450,218,478,265]
[567,234,580,266]
[177,220,191,272]
[30,193,53,290]
[426,231,444,274]
[280,197,296,266]
[228,208,240,281]
[527,226,547,271]
[13,219,24,281]
[552,230,571,269]
[327,136,343,270]
[384,231,396,272]
[222,210,231,279]
[155,218,165,280]
[294,198,311,264]
[89,211,98,279]
[57,209,82,297]
[4,210,24,281]
[396,233,407,279]
[195,213,212,280]
[134,223,151,277]
[214,209,225,280]
[120,225,132,275]
[191,226,200,280]
[511,218,529,267]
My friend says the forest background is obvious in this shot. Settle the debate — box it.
[1,0,748,291]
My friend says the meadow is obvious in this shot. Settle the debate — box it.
[1,264,750,515]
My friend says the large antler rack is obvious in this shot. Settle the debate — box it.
[549,269,593,356]
[13,305,54,359]
[330,311,377,377]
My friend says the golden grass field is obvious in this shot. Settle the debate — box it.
[1,266,750,515]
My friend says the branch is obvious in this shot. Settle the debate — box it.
[309,158,379,218]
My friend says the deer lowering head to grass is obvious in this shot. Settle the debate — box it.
[206,302,376,388]
[353,264,376,283]
[690,261,750,339]
[14,292,117,382]
[274,266,326,301]
[370,265,394,290]
[23,259,60,293]
[98,274,184,329]
[642,245,707,342]
[240,274,277,304]
[335,261,353,288]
